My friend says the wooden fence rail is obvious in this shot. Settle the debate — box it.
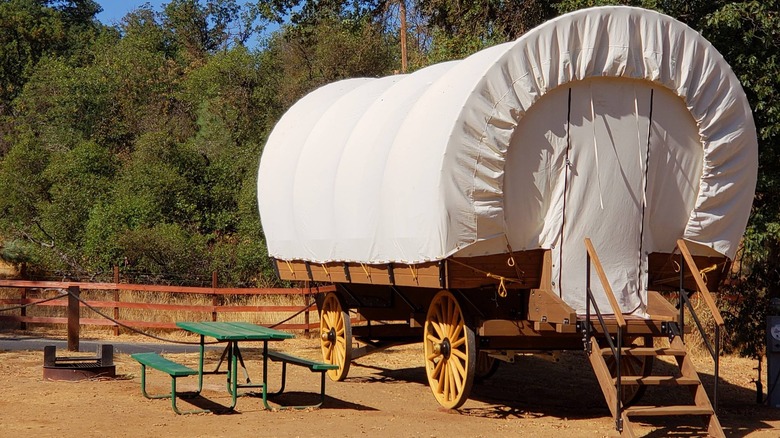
[0,277,334,351]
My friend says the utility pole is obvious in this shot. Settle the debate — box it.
[399,0,407,73]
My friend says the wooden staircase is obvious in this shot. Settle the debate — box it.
[587,335,724,437]
[583,238,727,437]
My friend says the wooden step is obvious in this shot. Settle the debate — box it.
[616,375,700,386]
[600,347,687,356]
[624,405,714,417]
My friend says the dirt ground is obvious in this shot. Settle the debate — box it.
[0,331,778,438]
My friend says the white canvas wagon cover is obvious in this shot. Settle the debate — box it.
[258,6,757,314]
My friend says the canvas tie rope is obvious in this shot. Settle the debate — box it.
[408,265,418,282]
[447,258,524,298]
[284,260,296,278]
[505,240,526,281]
[321,263,331,280]
[486,273,509,297]
[671,259,719,284]
[699,264,718,284]
[360,263,372,282]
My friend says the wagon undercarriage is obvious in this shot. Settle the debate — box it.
[277,241,727,436]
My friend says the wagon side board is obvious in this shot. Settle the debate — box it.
[647,252,728,292]
[274,259,444,288]
[272,249,547,291]
[276,249,729,297]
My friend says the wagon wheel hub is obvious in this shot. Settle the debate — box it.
[321,327,336,343]
[434,338,451,359]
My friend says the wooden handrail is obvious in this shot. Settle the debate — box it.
[676,239,725,327]
[584,238,626,329]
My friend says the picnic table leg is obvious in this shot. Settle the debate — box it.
[236,348,251,383]
[197,335,205,392]
[262,341,273,410]
[265,362,288,397]
[215,344,229,371]
[228,341,238,410]
[139,363,153,399]
[137,362,209,415]
[225,346,231,393]
[319,372,327,407]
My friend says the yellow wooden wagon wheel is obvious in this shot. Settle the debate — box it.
[320,292,352,381]
[605,335,654,407]
[423,290,476,409]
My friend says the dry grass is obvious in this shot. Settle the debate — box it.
[0,287,319,339]
[667,292,722,359]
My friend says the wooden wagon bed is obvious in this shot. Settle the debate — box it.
[272,250,726,295]
[275,239,728,437]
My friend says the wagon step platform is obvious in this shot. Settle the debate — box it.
[577,291,683,337]
[588,336,724,437]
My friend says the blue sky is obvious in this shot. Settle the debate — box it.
[96,1,167,26]
[94,1,271,48]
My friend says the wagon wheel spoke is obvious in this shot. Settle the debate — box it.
[451,347,467,361]
[423,290,476,409]
[449,319,463,341]
[319,292,352,381]
[450,337,466,350]
[430,320,446,340]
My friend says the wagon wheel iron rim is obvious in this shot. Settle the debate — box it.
[423,290,476,409]
[320,292,352,381]
[605,335,654,407]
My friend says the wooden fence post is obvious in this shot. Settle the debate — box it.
[19,288,26,330]
[67,285,80,351]
[304,281,311,337]
[212,271,218,322]
[113,266,120,336]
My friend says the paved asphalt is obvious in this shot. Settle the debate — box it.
[0,334,222,355]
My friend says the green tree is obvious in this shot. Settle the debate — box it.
[700,1,780,358]
[417,0,556,62]
[37,140,116,268]
[0,0,102,114]
[265,14,396,108]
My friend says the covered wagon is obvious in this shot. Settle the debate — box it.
[257,6,757,436]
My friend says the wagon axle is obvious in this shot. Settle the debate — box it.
[321,328,336,344]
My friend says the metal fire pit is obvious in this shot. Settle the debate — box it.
[43,344,116,381]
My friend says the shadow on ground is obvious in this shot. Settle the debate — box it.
[346,350,779,437]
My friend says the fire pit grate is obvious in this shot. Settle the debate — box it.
[43,344,116,381]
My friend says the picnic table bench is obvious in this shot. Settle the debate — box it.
[265,350,339,409]
[130,352,206,415]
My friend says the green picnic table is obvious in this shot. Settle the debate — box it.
[131,321,337,413]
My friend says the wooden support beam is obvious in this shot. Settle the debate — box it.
[67,286,80,352]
